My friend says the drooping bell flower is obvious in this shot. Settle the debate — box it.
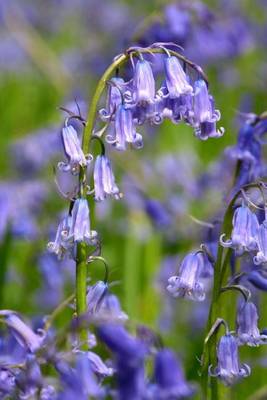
[0,311,45,353]
[220,204,259,256]
[111,105,143,151]
[164,56,193,98]
[193,79,224,140]
[209,334,250,386]
[167,252,205,301]
[68,198,97,244]
[133,59,155,103]
[254,220,267,265]
[87,281,108,315]
[98,324,147,400]
[99,77,125,121]
[58,124,89,175]
[87,351,114,377]
[56,353,102,399]
[47,215,72,259]
[93,155,120,201]
[151,349,194,399]
[237,301,267,346]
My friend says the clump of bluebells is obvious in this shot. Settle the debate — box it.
[2,6,267,400]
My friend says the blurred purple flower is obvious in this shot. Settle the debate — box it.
[237,301,267,346]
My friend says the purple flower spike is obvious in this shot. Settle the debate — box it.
[164,56,193,98]
[94,155,120,201]
[58,124,89,175]
[167,252,205,301]
[220,204,259,255]
[209,334,250,386]
[0,311,45,353]
[111,105,143,151]
[151,349,195,399]
[99,77,125,121]
[87,351,114,377]
[237,302,267,346]
[254,221,267,265]
[47,215,72,259]
[87,281,108,314]
[133,59,155,103]
[69,198,97,244]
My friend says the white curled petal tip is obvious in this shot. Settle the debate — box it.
[220,233,233,248]
[208,364,218,378]
[240,363,251,378]
[57,161,70,172]
[105,135,117,145]
[253,255,262,265]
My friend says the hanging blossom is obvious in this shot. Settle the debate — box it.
[0,311,46,353]
[58,122,91,175]
[48,199,97,260]
[149,348,195,399]
[167,251,206,301]
[98,324,147,400]
[220,203,259,256]
[209,334,250,386]
[236,301,267,347]
[93,155,121,201]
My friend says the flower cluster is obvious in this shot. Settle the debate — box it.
[100,44,224,148]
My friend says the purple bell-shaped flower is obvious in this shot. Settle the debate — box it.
[220,204,259,255]
[167,252,205,301]
[237,301,267,346]
[209,334,250,386]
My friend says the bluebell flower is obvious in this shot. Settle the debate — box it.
[225,121,263,188]
[98,324,147,400]
[87,281,108,315]
[96,293,128,324]
[150,348,194,399]
[47,215,72,259]
[254,220,267,265]
[99,77,125,121]
[193,79,224,140]
[68,198,97,244]
[133,59,155,103]
[164,56,193,98]
[15,354,43,398]
[167,252,205,301]
[237,301,267,346]
[107,105,143,151]
[209,334,250,386]
[0,311,45,353]
[94,155,120,201]
[58,124,89,175]
[220,204,259,255]
[56,354,102,399]
[247,269,267,291]
[0,368,15,397]
[87,351,114,377]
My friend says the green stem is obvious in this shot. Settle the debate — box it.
[75,242,88,344]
